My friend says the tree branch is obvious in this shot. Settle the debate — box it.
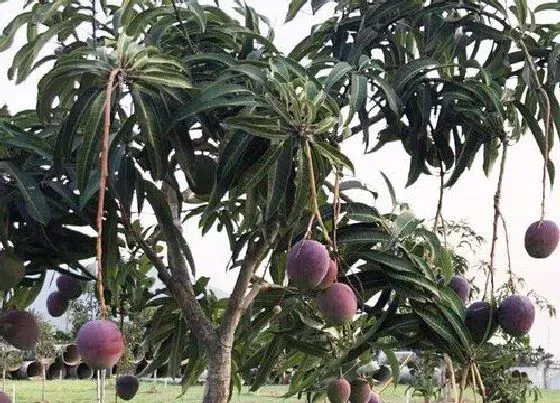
[119,202,218,350]
[484,139,508,300]
[218,224,279,346]
[241,281,270,312]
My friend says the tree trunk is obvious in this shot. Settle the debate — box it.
[42,364,46,402]
[203,347,232,403]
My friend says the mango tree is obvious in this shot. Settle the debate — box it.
[0,1,559,402]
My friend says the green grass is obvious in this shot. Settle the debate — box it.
[3,380,560,402]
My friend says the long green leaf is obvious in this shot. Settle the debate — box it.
[285,0,308,22]
[336,226,389,245]
[131,86,165,179]
[76,90,106,191]
[266,137,295,219]
[0,162,51,224]
[311,141,354,173]
[55,86,103,170]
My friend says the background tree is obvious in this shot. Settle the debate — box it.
[0,343,22,390]
[0,1,559,402]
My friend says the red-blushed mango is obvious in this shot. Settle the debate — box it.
[368,391,381,403]
[465,301,497,344]
[286,240,330,289]
[327,378,351,403]
[0,311,39,350]
[449,275,470,304]
[350,379,371,403]
[0,390,11,403]
[0,251,25,290]
[46,291,69,317]
[116,375,139,400]
[318,283,358,325]
[76,320,124,370]
[498,295,535,337]
[318,259,338,290]
[525,220,559,258]
[56,275,82,299]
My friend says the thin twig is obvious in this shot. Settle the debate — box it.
[303,139,332,247]
[378,354,414,396]
[333,167,342,252]
[171,0,196,52]
[518,39,551,221]
[304,212,316,240]
[459,364,470,403]
[470,362,478,403]
[484,139,508,300]
[498,212,516,293]
[241,281,270,311]
[96,68,121,320]
[473,362,486,403]
[91,0,97,53]
[444,354,459,403]
[541,91,551,221]
[378,378,393,394]
[432,161,448,248]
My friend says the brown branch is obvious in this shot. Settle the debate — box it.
[519,39,551,221]
[433,161,448,247]
[541,91,551,221]
[485,139,508,300]
[498,212,517,293]
[444,354,459,403]
[120,206,218,350]
[303,139,332,247]
[470,362,478,403]
[473,362,486,403]
[96,68,120,320]
[378,353,413,396]
[459,364,470,403]
[304,212,316,240]
[241,281,270,312]
[333,167,342,253]
[378,378,393,394]
[218,224,278,347]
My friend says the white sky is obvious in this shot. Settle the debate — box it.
[1,1,560,356]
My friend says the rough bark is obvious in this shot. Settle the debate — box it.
[122,185,277,403]
[203,345,232,403]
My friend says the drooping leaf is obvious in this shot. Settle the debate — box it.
[0,162,51,224]
[266,137,295,219]
[285,0,308,22]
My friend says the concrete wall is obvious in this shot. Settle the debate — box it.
[511,365,560,390]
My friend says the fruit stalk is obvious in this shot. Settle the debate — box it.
[541,91,551,221]
[96,68,121,320]
[499,213,516,293]
[518,38,551,221]
[432,160,447,246]
[303,139,332,247]
[332,167,342,251]
[485,139,508,299]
